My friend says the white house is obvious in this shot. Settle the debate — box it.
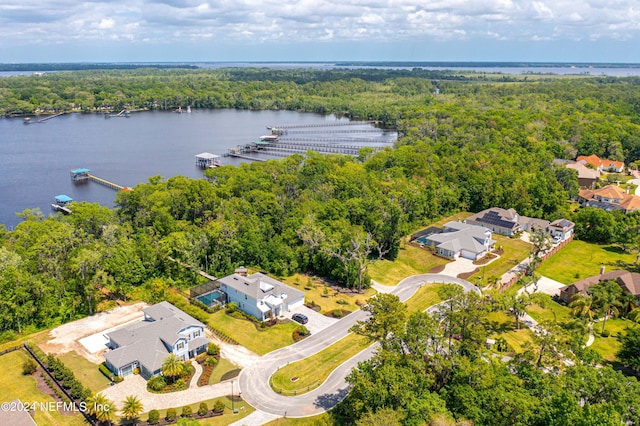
[104,302,209,379]
[218,272,305,321]
[423,221,494,260]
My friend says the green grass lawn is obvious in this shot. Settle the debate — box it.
[57,350,111,393]
[368,244,450,286]
[468,235,532,286]
[208,358,241,385]
[265,413,335,426]
[536,240,636,284]
[0,350,87,426]
[270,333,370,394]
[526,300,572,325]
[404,283,446,312]
[209,311,299,355]
[590,318,638,362]
[485,311,536,353]
[136,396,254,426]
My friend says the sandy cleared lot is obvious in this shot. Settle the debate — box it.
[40,302,148,364]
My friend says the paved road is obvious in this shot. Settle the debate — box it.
[238,274,480,418]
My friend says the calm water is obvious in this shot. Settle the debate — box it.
[0,109,394,229]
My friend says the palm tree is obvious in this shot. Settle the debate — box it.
[86,392,115,425]
[162,353,184,384]
[121,395,143,425]
[569,294,595,321]
[589,280,623,334]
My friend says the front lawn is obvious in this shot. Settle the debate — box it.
[485,311,536,353]
[208,357,241,385]
[57,350,111,393]
[536,240,637,284]
[137,396,254,426]
[526,300,572,325]
[368,244,449,286]
[0,350,86,426]
[404,283,446,312]
[209,311,299,355]
[467,235,532,286]
[265,413,335,425]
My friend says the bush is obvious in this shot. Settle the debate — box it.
[182,405,193,417]
[98,363,113,380]
[207,343,220,356]
[148,409,160,424]
[204,356,218,367]
[22,358,38,375]
[166,407,177,421]
[113,375,124,383]
[148,375,166,392]
[198,402,208,416]
[174,378,187,391]
[601,330,611,337]
[212,399,225,413]
[225,302,238,314]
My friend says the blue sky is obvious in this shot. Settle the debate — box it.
[1,0,639,63]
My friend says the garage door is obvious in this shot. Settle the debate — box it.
[121,364,134,377]
[287,296,304,310]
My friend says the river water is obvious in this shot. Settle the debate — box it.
[0,109,394,229]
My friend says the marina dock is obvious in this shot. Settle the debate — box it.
[51,194,73,215]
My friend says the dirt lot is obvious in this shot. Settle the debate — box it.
[39,302,148,364]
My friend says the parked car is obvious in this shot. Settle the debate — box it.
[292,313,308,324]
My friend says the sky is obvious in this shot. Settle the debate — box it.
[1,0,639,63]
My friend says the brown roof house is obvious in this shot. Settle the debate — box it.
[578,185,640,213]
[566,161,601,189]
[559,270,640,303]
[576,154,625,173]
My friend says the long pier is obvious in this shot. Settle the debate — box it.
[279,136,393,144]
[88,174,124,190]
[24,112,65,124]
[267,121,378,130]
[227,152,267,162]
[70,168,129,191]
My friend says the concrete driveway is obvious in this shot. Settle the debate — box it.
[519,276,567,297]
[286,305,339,335]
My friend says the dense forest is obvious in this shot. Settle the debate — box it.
[2,67,640,424]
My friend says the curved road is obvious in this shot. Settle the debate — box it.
[238,274,480,418]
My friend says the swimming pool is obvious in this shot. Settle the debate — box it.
[197,291,223,307]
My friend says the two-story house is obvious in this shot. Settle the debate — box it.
[104,302,209,379]
[218,272,305,321]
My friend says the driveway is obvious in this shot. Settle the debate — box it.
[523,276,567,297]
[440,257,478,277]
[237,274,480,418]
[286,305,339,335]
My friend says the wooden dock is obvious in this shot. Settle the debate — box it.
[88,174,124,190]
[70,168,128,191]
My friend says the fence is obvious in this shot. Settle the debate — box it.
[190,280,220,299]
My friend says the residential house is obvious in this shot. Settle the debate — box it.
[578,185,640,213]
[576,154,625,173]
[549,219,575,241]
[218,272,305,321]
[423,221,494,260]
[466,208,522,236]
[566,161,600,189]
[104,302,209,379]
[559,270,640,303]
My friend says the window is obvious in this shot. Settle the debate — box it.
[177,342,184,350]
[194,330,200,338]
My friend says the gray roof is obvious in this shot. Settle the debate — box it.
[427,222,492,255]
[218,272,304,302]
[467,208,520,231]
[518,216,550,231]
[105,302,207,372]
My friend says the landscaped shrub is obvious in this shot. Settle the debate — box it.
[601,330,611,337]
[98,363,113,380]
[148,375,166,392]
[197,402,208,416]
[113,375,124,383]
[148,409,160,424]
[293,326,311,342]
[182,405,193,417]
[204,356,218,367]
[22,358,38,375]
[166,407,177,421]
[225,302,238,314]
[174,378,187,391]
[212,399,225,413]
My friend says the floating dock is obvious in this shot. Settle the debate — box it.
[105,109,130,119]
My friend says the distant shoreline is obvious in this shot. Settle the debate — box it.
[1,61,640,73]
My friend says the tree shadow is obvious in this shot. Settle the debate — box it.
[313,386,349,410]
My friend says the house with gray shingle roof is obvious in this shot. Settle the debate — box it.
[423,221,494,260]
[104,301,208,379]
[218,272,305,321]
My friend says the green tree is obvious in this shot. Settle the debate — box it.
[85,392,115,425]
[617,327,640,372]
[589,280,623,334]
[162,353,184,384]
[121,395,143,424]
[350,293,407,349]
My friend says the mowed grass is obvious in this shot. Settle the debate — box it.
[265,413,335,426]
[485,310,536,353]
[536,240,636,284]
[269,283,446,395]
[208,357,241,385]
[526,300,572,325]
[209,311,299,355]
[57,351,111,393]
[280,273,375,314]
[468,235,532,286]
[0,350,86,426]
[270,333,370,393]
[591,318,638,362]
[369,244,449,286]
[137,396,254,426]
